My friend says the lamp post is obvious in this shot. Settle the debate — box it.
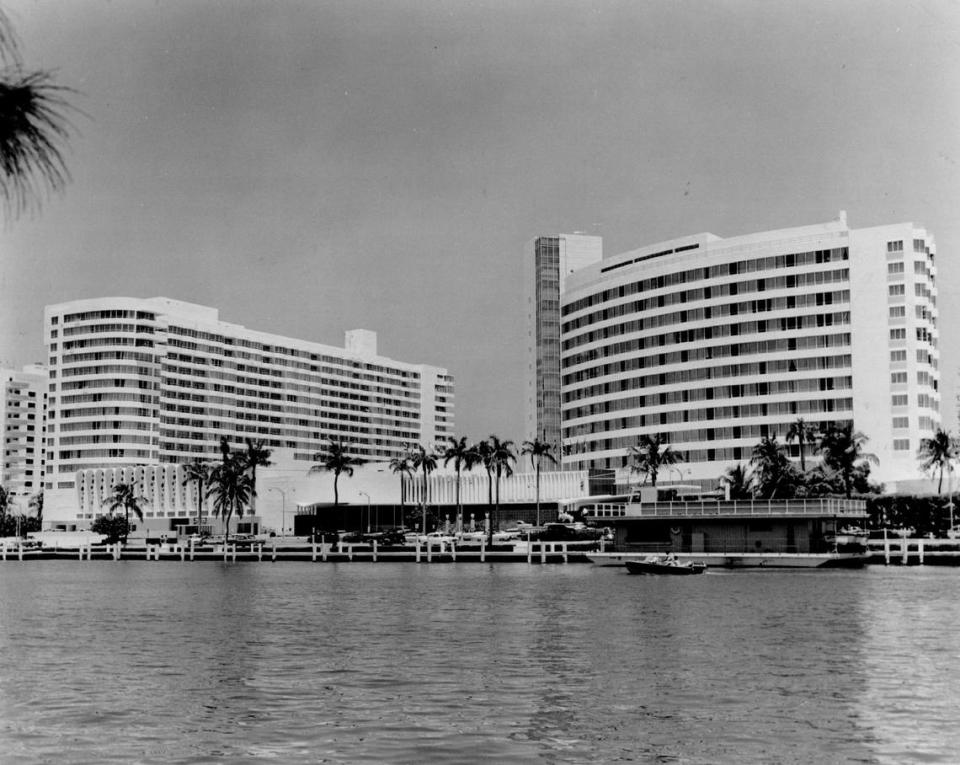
[359,491,371,533]
[268,487,287,537]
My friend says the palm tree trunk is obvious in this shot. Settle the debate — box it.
[421,466,428,534]
[535,460,541,527]
[455,466,462,533]
[124,507,129,544]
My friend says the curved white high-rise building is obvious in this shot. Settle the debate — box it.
[558,215,939,491]
[43,297,454,525]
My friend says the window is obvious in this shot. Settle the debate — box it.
[890,350,907,363]
[891,394,908,407]
[889,306,906,319]
[887,240,904,253]
[889,328,906,341]
[893,439,910,451]
[891,372,908,384]
[887,262,905,275]
[888,284,905,297]
[892,416,909,429]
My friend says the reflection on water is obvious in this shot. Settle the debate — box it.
[1,562,959,763]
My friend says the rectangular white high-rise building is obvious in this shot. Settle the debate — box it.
[523,233,602,458]
[1,364,47,506]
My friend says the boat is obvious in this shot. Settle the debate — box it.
[824,525,869,548]
[625,555,707,576]
[587,552,656,567]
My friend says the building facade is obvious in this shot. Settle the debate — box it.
[1,364,47,506]
[523,233,602,455]
[43,297,455,526]
[558,214,939,490]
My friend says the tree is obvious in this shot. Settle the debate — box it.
[0,483,8,521]
[389,448,415,518]
[475,439,494,507]
[28,490,42,525]
[0,10,76,218]
[628,434,682,488]
[206,450,254,543]
[182,460,211,530]
[242,438,273,513]
[785,418,818,472]
[918,429,958,494]
[442,436,479,533]
[484,435,516,545]
[817,425,878,499]
[720,464,754,500]
[750,436,794,499]
[309,439,365,534]
[91,514,128,544]
[102,482,148,544]
[409,444,438,535]
[309,438,364,508]
[521,437,557,527]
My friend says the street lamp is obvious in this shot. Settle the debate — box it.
[359,491,371,533]
[268,487,288,537]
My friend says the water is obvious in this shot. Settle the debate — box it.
[1,562,958,764]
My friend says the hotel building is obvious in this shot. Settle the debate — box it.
[43,297,454,527]
[1,364,47,506]
[557,214,939,491]
[523,233,602,457]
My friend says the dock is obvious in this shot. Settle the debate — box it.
[866,537,960,566]
[0,538,593,564]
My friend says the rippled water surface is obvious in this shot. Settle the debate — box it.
[1,562,959,763]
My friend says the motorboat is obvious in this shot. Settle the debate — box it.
[625,555,707,576]
[824,525,869,549]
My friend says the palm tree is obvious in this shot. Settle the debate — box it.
[182,460,211,531]
[785,418,818,472]
[0,10,76,218]
[103,482,148,544]
[485,435,516,545]
[918,429,958,494]
[409,444,439,535]
[720,464,753,500]
[0,483,8,521]
[816,425,878,499]
[27,490,42,525]
[242,438,273,513]
[442,436,480,533]
[475,439,494,507]
[206,453,254,543]
[521,436,557,527]
[750,435,793,499]
[389,448,415,519]
[628,434,682,488]
[309,439,366,534]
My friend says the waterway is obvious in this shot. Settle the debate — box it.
[0,562,958,763]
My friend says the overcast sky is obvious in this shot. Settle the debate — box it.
[1,0,958,438]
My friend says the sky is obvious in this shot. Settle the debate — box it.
[1,0,958,439]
